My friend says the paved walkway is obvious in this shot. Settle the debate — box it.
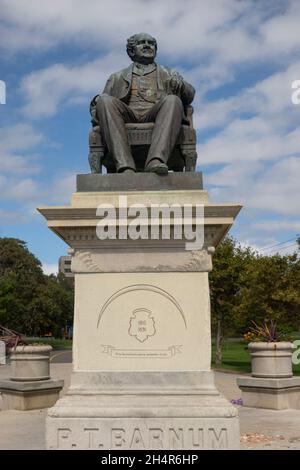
[1,362,300,450]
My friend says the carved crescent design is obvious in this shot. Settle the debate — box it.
[97,283,187,329]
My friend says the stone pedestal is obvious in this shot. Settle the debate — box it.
[237,376,300,410]
[0,345,64,410]
[38,173,242,450]
[0,378,64,411]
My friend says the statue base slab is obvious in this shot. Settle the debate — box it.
[38,176,242,450]
[77,171,203,192]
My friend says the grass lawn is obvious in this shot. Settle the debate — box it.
[211,339,300,376]
[27,338,72,350]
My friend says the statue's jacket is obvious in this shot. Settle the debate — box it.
[102,63,195,107]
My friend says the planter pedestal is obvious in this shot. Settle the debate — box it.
[237,341,300,410]
[0,345,63,411]
[0,378,64,411]
[237,376,300,410]
[39,173,242,450]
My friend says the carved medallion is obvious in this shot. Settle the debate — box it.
[128,308,156,343]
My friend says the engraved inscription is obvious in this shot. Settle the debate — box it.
[101,344,182,358]
[55,425,230,449]
[128,308,156,342]
[111,428,126,448]
[149,428,164,448]
[57,428,76,448]
[130,428,146,449]
[208,428,228,449]
[169,428,183,448]
[84,428,103,448]
[189,428,204,448]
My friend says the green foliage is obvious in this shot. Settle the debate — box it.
[0,238,44,279]
[210,237,254,333]
[210,236,300,364]
[0,237,74,336]
[237,252,300,332]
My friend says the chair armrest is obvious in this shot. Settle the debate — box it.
[90,94,99,127]
[185,105,194,127]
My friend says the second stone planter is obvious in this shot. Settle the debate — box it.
[248,341,293,378]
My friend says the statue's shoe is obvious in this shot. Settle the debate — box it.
[145,160,168,176]
[118,168,136,173]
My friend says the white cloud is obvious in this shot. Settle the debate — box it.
[20,53,127,118]
[1,0,300,255]
[0,123,43,151]
[195,55,300,222]
[196,60,300,132]
[240,236,298,256]
[206,161,263,188]
[0,123,77,212]
[0,123,43,175]
[14,1,300,122]
[0,171,78,233]
[2,0,299,107]
[207,156,300,217]
[261,1,300,54]
[0,123,45,218]
[1,0,299,67]
[0,0,245,56]
[46,173,76,205]
[42,263,58,275]
[0,209,29,226]
[253,221,300,232]
[250,156,300,215]
[8,178,40,201]
[200,119,300,166]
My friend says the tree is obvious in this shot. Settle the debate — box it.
[0,238,44,279]
[210,237,300,366]
[28,275,74,337]
[209,237,254,365]
[0,238,73,336]
[238,253,300,334]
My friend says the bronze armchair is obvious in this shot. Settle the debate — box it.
[88,95,198,173]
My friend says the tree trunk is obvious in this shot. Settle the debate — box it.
[215,317,223,366]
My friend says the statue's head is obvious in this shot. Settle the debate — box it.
[126,33,157,64]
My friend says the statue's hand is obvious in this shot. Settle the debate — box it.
[169,72,184,95]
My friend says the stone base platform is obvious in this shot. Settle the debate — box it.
[46,371,240,450]
[237,376,300,410]
[39,175,242,450]
[76,172,203,192]
[0,378,64,411]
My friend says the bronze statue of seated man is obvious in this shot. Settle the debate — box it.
[94,33,195,175]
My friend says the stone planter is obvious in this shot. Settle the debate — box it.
[0,344,64,410]
[248,342,293,379]
[9,345,52,382]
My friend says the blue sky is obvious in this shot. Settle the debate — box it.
[0,0,299,273]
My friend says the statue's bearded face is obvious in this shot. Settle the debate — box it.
[132,35,156,64]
